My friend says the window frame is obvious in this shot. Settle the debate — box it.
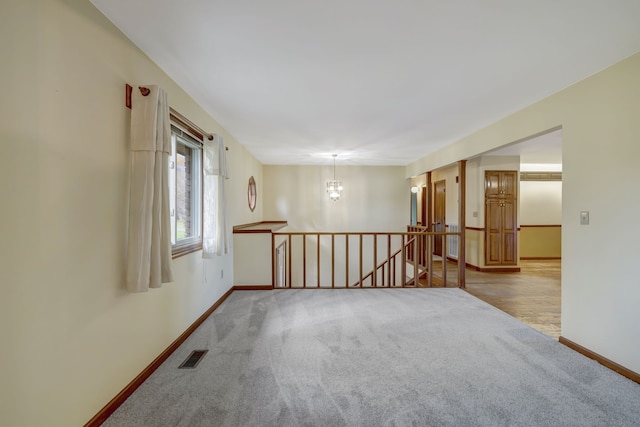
[169,122,204,258]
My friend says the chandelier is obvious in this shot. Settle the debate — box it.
[326,154,343,201]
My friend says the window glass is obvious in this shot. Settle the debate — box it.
[169,125,202,255]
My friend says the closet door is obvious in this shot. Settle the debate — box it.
[484,171,518,266]
[485,199,503,265]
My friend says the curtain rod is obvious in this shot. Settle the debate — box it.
[125,84,227,149]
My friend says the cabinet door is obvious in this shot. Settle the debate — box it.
[485,171,502,198]
[485,199,518,265]
[485,199,503,265]
[501,171,518,199]
[485,170,518,198]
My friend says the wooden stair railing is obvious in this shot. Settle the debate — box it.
[272,230,461,289]
[353,246,405,288]
[352,235,426,287]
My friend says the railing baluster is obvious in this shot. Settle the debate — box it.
[401,235,406,287]
[428,234,433,287]
[288,234,292,288]
[387,235,391,287]
[372,234,377,287]
[317,233,320,288]
[359,234,363,288]
[457,230,464,289]
[271,233,275,288]
[442,233,447,287]
[303,235,307,288]
[331,233,335,289]
[414,232,420,287]
[422,233,426,266]
[392,250,396,287]
[345,234,349,288]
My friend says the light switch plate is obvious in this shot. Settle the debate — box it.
[580,211,589,225]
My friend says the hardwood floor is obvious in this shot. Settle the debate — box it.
[463,260,561,340]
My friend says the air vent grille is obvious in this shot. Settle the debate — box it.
[179,350,208,369]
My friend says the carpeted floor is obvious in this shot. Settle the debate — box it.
[104,289,640,426]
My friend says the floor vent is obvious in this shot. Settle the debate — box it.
[179,350,208,369]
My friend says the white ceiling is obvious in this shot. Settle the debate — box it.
[90,0,640,166]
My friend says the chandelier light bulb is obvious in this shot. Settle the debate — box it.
[326,154,343,201]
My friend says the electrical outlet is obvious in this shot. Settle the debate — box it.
[472,211,478,218]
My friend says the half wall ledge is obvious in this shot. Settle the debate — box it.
[233,221,288,233]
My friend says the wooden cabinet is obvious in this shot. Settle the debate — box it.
[485,171,517,266]
[485,170,517,199]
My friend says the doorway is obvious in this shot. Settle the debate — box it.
[472,127,563,338]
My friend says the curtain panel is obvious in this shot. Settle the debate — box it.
[126,85,174,292]
[203,134,230,257]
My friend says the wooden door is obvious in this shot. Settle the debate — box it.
[421,185,428,227]
[485,199,503,264]
[484,171,517,265]
[434,180,446,256]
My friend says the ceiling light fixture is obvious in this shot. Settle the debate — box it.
[326,154,343,201]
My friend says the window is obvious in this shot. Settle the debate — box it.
[169,124,203,256]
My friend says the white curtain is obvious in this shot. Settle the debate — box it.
[203,134,230,257]
[126,85,174,292]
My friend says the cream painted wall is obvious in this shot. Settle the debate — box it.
[234,232,277,285]
[263,165,409,232]
[0,1,262,425]
[410,174,427,225]
[520,181,562,258]
[263,165,409,287]
[520,227,561,258]
[408,53,640,373]
[520,181,562,225]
